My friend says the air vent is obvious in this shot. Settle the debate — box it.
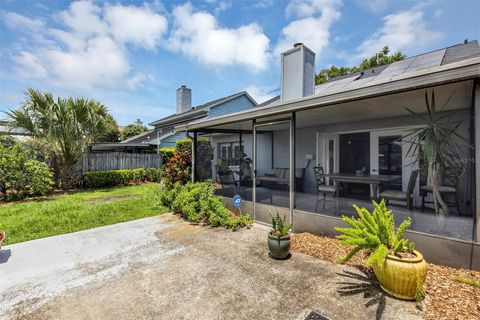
[305,311,330,320]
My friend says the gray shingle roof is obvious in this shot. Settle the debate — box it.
[148,91,254,127]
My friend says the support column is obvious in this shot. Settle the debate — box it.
[474,80,480,243]
[192,131,197,183]
[290,113,296,227]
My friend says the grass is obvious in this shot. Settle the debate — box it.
[0,183,167,245]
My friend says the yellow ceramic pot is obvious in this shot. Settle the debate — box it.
[373,250,428,300]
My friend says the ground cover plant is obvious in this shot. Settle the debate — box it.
[160,182,252,231]
[0,183,166,245]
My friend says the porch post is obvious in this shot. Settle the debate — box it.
[252,120,256,221]
[475,80,480,242]
[290,113,296,227]
[192,131,197,183]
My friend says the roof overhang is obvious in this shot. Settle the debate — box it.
[148,109,208,127]
[176,57,480,132]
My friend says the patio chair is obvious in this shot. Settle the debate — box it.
[217,169,240,193]
[313,166,336,211]
[420,168,460,213]
[380,170,419,210]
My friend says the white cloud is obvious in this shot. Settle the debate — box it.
[243,85,277,104]
[168,3,270,71]
[1,11,44,31]
[1,0,168,90]
[275,0,342,58]
[104,4,168,49]
[254,0,274,9]
[355,8,444,61]
[13,51,48,78]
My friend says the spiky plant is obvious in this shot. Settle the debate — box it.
[269,211,291,238]
[335,200,415,266]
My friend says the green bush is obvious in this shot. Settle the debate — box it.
[335,200,415,266]
[159,147,176,164]
[145,167,162,182]
[175,139,191,154]
[163,182,252,231]
[84,168,147,188]
[0,141,54,201]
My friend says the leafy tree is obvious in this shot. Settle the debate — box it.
[93,114,120,143]
[120,123,148,141]
[7,88,109,188]
[316,46,406,85]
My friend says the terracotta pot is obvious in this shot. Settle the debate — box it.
[268,233,290,259]
[373,250,428,300]
[0,231,5,249]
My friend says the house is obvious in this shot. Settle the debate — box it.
[120,86,257,151]
[179,40,480,270]
[0,119,28,138]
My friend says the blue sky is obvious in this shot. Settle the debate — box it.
[1,0,479,126]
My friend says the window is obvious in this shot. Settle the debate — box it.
[218,141,244,166]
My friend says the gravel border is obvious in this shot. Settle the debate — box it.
[291,232,480,320]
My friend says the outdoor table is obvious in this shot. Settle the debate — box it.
[324,173,396,199]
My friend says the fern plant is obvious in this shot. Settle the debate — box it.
[335,200,415,266]
[269,211,291,238]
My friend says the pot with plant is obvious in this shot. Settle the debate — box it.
[268,211,292,259]
[335,200,428,300]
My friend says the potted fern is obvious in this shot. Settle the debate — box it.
[335,200,428,300]
[268,211,291,259]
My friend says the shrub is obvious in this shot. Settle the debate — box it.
[145,167,162,182]
[84,168,146,188]
[0,141,54,201]
[162,182,252,231]
[159,181,183,207]
[335,200,415,266]
[175,139,191,154]
[163,151,191,188]
[159,147,176,164]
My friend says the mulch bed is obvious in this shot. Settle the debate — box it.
[291,232,480,320]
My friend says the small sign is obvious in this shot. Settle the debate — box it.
[232,194,242,208]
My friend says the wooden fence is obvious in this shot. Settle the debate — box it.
[82,152,162,173]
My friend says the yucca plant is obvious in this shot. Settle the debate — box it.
[269,211,291,238]
[335,200,414,266]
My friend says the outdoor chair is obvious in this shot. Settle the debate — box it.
[217,169,240,193]
[313,166,336,211]
[421,168,460,213]
[380,170,419,210]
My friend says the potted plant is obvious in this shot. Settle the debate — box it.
[335,200,428,300]
[0,231,5,249]
[268,211,292,259]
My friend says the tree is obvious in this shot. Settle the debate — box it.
[93,114,120,143]
[7,88,109,188]
[404,90,469,215]
[316,46,406,85]
[120,123,148,141]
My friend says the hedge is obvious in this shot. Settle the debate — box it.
[159,147,175,164]
[84,168,162,188]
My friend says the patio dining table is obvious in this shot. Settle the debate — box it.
[324,173,398,199]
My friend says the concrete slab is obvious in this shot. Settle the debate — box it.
[0,214,421,320]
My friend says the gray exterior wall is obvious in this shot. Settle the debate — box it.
[208,95,256,118]
[160,132,187,148]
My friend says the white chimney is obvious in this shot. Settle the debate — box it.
[176,85,192,114]
[280,43,315,102]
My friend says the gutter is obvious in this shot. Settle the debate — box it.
[176,57,480,132]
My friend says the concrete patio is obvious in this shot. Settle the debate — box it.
[0,214,421,320]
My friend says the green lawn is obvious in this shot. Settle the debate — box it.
[0,183,167,245]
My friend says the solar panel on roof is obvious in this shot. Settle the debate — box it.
[404,49,445,73]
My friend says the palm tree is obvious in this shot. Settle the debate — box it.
[7,89,109,188]
[404,90,470,214]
